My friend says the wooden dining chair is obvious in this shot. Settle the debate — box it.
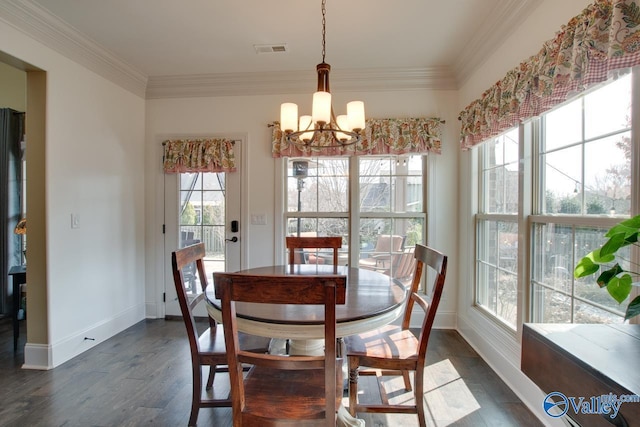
[213,271,347,426]
[171,243,272,426]
[345,244,448,427]
[286,236,343,273]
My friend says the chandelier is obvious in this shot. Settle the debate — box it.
[280,0,365,148]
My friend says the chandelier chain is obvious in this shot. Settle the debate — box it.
[321,0,326,63]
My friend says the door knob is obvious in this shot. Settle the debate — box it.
[225,236,238,242]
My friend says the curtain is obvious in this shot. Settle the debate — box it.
[163,138,236,173]
[0,108,24,314]
[458,0,640,150]
[271,117,444,158]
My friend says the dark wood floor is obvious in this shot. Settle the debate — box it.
[0,317,543,426]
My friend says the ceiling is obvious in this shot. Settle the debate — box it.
[9,0,543,97]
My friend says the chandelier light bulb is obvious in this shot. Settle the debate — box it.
[280,103,298,133]
[336,114,350,141]
[312,91,332,125]
[299,115,314,142]
[347,101,365,131]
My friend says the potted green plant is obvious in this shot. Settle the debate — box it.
[574,215,640,320]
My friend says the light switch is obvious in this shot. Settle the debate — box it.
[71,213,80,229]
[250,213,267,225]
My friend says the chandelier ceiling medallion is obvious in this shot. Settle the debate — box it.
[280,0,365,148]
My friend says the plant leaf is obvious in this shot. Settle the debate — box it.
[606,214,640,238]
[606,274,632,304]
[600,233,626,257]
[625,295,640,320]
[589,248,615,264]
[619,214,640,229]
[596,264,624,287]
[574,256,599,278]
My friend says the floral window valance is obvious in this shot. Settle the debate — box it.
[458,0,640,150]
[271,117,444,158]
[163,138,236,173]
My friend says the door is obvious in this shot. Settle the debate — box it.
[164,142,242,316]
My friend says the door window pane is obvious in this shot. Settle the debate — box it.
[179,172,226,287]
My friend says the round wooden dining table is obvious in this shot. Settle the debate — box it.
[205,264,407,427]
[205,264,407,345]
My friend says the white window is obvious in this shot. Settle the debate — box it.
[476,129,519,327]
[475,72,635,327]
[531,73,632,323]
[285,155,426,284]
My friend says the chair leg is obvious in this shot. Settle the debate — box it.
[206,364,216,390]
[348,361,359,417]
[189,363,202,426]
[402,369,412,391]
[415,367,426,427]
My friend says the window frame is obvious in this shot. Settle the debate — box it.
[474,71,638,331]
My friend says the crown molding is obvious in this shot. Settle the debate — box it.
[146,66,457,99]
[453,0,543,85]
[0,0,147,98]
[0,0,537,100]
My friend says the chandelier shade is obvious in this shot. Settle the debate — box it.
[280,0,365,148]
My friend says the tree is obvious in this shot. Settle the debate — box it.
[559,197,580,214]
[586,199,606,214]
[181,202,197,225]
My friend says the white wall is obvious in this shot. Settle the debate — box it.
[145,89,460,328]
[456,0,593,424]
[0,20,146,368]
[0,61,26,111]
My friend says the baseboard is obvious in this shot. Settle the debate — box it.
[145,301,160,319]
[408,309,456,329]
[22,343,52,370]
[23,304,145,370]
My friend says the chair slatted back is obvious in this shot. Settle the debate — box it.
[172,242,211,352]
[286,236,343,273]
[402,244,448,365]
[214,272,346,426]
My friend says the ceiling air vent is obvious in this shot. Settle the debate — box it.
[254,44,288,54]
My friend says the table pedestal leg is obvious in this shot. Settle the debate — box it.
[288,338,364,427]
[289,338,324,355]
